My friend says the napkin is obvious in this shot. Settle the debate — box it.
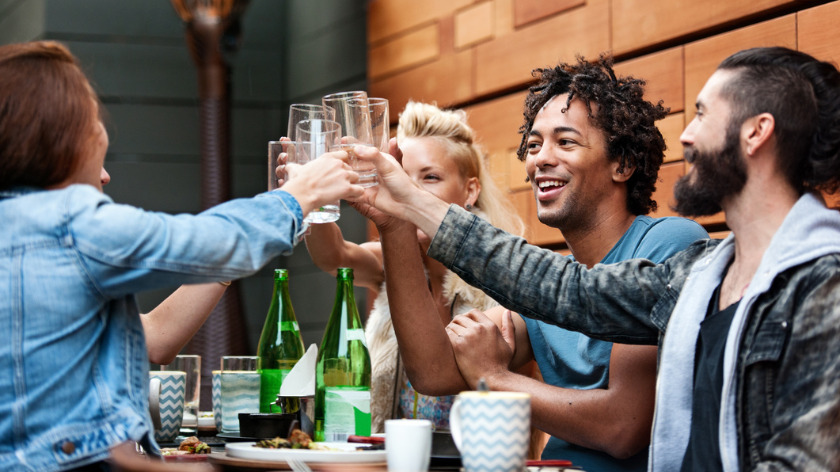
[279,343,317,397]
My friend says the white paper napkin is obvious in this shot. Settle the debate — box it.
[279,343,317,397]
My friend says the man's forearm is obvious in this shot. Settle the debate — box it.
[401,192,451,241]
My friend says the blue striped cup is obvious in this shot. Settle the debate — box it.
[149,371,186,444]
[220,370,261,433]
[450,391,531,472]
[212,370,222,431]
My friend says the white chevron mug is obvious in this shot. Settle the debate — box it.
[148,371,186,444]
[450,391,531,472]
[212,370,222,431]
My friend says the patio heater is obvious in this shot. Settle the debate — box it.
[171,0,251,410]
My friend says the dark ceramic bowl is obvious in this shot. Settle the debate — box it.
[238,412,298,439]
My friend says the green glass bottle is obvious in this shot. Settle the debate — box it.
[314,268,372,442]
[256,269,305,413]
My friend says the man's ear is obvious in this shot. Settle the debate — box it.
[612,159,635,183]
[743,112,775,157]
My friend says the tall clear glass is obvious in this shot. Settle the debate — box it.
[268,140,302,191]
[322,91,374,146]
[287,104,336,141]
[295,119,343,223]
[367,97,390,152]
[219,356,260,433]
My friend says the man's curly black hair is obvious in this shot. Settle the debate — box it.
[517,54,670,215]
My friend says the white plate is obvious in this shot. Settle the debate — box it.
[225,442,386,464]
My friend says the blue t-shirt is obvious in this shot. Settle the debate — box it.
[524,215,708,471]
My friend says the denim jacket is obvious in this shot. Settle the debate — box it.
[428,193,840,471]
[0,185,307,471]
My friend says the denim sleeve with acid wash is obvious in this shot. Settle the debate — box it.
[427,205,705,345]
[64,185,305,297]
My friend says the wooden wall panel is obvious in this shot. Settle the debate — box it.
[798,1,840,67]
[456,2,495,49]
[611,0,795,55]
[465,92,528,154]
[650,161,684,218]
[507,152,530,191]
[683,15,796,121]
[367,0,840,251]
[708,230,731,240]
[513,0,585,27]
[509,189,534,240]
[368,0,472,44]
[369,49,474,122]
[660,113,685,163]
[495,0,515,37]
[369,24,440,79]
[825,192,840,210]
[614,47,684,113]
[488,151,511,195]
[475,0,610,96]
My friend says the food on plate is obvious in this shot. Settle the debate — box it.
[255,429,315,449]
[161,436,210,455]
[253,429,380,452]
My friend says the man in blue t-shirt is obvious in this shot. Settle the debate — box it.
[379,56,707,471]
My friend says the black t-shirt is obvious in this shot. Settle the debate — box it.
[680,285,739,471]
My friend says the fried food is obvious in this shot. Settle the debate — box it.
[254,429,314,449]
[177,436,211,454]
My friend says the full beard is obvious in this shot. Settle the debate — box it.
[672,126,747,217]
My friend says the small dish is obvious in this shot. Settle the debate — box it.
[238,412,298,439]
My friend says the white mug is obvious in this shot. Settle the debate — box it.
[450,391,531,472]
[385,419,432,472]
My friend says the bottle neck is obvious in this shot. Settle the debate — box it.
[272,277,297,322]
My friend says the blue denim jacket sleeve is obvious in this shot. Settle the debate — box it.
[428,205,697,345]
[65,186,305,297]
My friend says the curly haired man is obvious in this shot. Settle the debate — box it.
[375,56,707,471]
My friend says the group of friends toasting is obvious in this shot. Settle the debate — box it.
[2,37,840,472]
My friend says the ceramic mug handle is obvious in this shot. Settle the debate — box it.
[148,377,162,430]
[449,396,463,452]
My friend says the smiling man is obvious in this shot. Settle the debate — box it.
[357,47,840,470]
[374,57,707,471]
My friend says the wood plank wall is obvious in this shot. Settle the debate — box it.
[367,0,840,248]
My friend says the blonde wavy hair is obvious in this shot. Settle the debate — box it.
[396,101,525,237]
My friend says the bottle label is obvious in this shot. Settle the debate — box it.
[345,328,367,347]
[324,387,371,441]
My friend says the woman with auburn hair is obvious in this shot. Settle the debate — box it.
[301,101,526,433]
[0,41,362,471]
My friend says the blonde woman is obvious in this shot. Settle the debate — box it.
[304,101,525,433]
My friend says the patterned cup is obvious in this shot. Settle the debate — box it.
[148,371,186,444]
[450,391,531,472]
[212,370,222,431]
[220,371,261,433]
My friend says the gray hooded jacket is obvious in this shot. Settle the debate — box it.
[428,193,840,471]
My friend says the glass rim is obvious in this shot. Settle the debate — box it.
[295,119,343,135]
[289,103,335,111]
[322,90,368,101]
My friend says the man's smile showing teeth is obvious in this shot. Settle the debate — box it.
[538,179,566,190]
